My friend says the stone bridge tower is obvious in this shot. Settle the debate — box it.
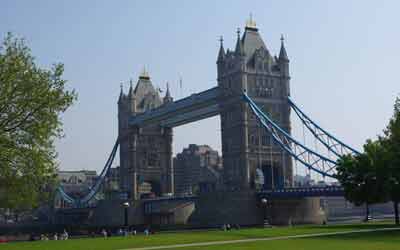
[217,19,293,191]
[118,70,174,200]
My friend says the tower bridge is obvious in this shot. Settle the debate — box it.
[57,19,360,226]
[118,20,293,200]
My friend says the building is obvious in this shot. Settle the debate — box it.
[217,18,292,190]
[117,18,292,199]
[118,70,174,199]
[293,174,315,187]
[174,144,222,195]
[55,170,98,208]
[103,166,121,199]
[58,170,97,187]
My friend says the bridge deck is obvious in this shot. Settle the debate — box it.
[129,87,220,127]
[258,186,344,198]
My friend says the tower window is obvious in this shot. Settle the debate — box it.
[261,135,270,146]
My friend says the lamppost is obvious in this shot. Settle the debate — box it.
[261,198,270,227]
[122,202,130,229]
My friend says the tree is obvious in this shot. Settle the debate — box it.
[335,140,387,221]
[382,96,400,225]
[0,33,77,210]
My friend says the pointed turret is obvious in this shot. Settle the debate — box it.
[118,83,125,104]
[279,35,289,62]
[241,15,267,63]
[278,35,290,81]
[235,28,244,56]
[132,69,162,112]
[128,79,137,113]
[217,36,225,62]
[128,79,135,99]
[163,82,173,103]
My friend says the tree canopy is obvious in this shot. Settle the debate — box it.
[382,96,400,224]
[0,33,77,209]
[335,140,387,206]
[336,96,400,225]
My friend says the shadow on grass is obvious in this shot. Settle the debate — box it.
[312,230,400,243]
[313,222,399,231]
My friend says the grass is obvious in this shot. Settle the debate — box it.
[175,230,400,250]
[1,222,399,250]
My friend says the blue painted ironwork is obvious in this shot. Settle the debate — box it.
[160,104,220,127]
[129,87,220,127]
[258,186,344,198]
[243,93,337,178]
[57,138,119,207]
[288,97,360,156]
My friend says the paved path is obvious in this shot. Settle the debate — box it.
[120,227,400,250]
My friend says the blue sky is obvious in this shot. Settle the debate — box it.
[1,1,399,174]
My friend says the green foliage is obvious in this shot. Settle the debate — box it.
[336,95,400,224]
[382,96,400,202]
[335,140,388,207]
[0,33,77,209]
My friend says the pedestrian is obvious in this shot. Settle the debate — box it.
[101,229,107,239]
[62,229,69,240]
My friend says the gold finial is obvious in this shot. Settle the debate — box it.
[245,13,257,28]
[139,66,150,79]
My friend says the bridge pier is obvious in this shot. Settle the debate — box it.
[267,197,325,225]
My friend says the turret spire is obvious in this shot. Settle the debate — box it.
[165,82,171,98]
[118,82,124,103]
[128,78,135,98]
[163,82,173,103]
[279,34,289,62]
[235,28,244,56]
[217,36,225,62]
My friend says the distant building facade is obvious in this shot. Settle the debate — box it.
[55,170,98,208]
[174,144,222,195]
[293,174,315,187]
[103,166,121,199]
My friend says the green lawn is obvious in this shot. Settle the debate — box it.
[1,223,399,250]
[176,230,400,250]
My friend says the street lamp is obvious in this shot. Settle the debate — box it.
[122,202,130,229]
[261,198,270,227]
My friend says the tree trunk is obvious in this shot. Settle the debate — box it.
[365,203,370,222]
[394,201,399,225]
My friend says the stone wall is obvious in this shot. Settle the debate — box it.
[188,191,263,227]
[268,197,326,225]
[89,200,144,227]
